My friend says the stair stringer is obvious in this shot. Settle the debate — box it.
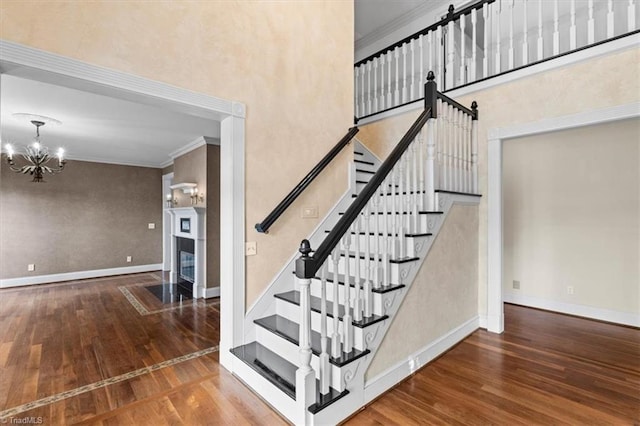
[242,141,381,347]
[306,192,481,426]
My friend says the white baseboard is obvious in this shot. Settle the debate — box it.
[364,315,479,403]
[504,292,640,328]
[478,314,488,329]
[0,264,163,288]
[205,286,220,298]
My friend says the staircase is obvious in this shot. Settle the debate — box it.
[231,73,481,425]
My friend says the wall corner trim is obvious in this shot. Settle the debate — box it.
[363,315,479,404]
[0,264,163,288]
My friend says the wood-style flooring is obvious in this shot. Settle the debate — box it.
[0,274,638,425]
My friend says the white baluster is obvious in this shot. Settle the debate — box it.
[330,247,341,358]
[419,35,424,98]
[508,0,514,70]
[401,44,408,103]
[390,167,398,259]
[441,103,449,191]
[418,128,426,211]
[373,187,381,290]
[446,19,455,90]
[471,8,478,82]
[380,55,386,111]
[355,67,360,118]
[382,177,390,288]
[360,64,366,116]
[296,270,315,415]
[454,109,461,192]
[538,1,544,60]
[373,58,379,113]
[412,138,419,233]
[467,114,473,193]
[588,0,595,44]
[460,13,467,85]
[342,233,353,354]
[483,3,490,78]
[427,31,434,87]
[363,202,372,318]
[397,157,406,259]
[437,26,444,88]
[553,0,559,55]
[607,0,614,38]
[367,61,372,115]
[471,102,478,194]
[426,117,436,211]
[387,50,393,109]
[410,39,416,101]
[353,215,362,323]
[465,114,471,193]
[629,0,636,32]
[319,262,330,395]
[394,47,400,106]
[495,0,502,74]
[570,0,577,50]
[435,99,443,191]
[522,0,529,66]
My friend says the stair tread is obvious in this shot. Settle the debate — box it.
[275,290,388,328]
[350,189,482,197]
[355,169,375,174]
[324,230,432,238]
[339,210,443,215]
[354,151,364,156]
[354,159,375,166]
[255,314,371,367]
[435,189,482,197]
[231,341,296,399]
[339,251,419,264]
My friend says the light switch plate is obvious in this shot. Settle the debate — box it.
[126,256,132,263]
[302,206,318,218]
[27,264,35,272]
[148,223,155,229]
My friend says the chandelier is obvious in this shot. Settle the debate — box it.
[4,116,66,183]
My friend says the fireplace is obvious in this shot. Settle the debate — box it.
[167,207,207,298]
[176,237,195,284]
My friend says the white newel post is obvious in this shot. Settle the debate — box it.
[295,241,315,419]
[471,101,479,194]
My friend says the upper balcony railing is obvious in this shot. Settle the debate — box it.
[354,0,639,121]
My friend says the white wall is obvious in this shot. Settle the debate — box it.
[503,118,640,324]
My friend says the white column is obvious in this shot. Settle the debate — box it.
[296,275,316,416]
[629,0,636,32]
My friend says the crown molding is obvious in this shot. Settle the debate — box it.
[168,135,220,161]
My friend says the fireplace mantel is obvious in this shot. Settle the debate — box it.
[167,207,207,298]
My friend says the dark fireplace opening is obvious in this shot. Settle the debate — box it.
[176,236,195,292]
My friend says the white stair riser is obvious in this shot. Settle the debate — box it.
[254,326,349,392]
[332,232,432,254]
[328,256,407,285]
[341,213,438,234]
[276,299,367,352]
[309,279,381,306]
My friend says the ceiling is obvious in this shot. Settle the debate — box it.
[0,74,220,168]
[355,0,436,41]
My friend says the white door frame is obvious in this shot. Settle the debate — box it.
[0,40,246,371]
[486,102,640,333]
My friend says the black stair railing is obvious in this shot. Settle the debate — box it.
[255,126,360,233]
[296,72,439,279]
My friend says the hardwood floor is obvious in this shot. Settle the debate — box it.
[1,275,638,425]
[346,304,640,425]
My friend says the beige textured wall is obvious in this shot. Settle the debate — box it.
[365,204,479,380]
[161,164,173,175]
[503,119,640,314]
[173,145,207,209]
[207,145,220,289]
[359,47,640,317]
[0,159,162,279]
[0,0,353,306]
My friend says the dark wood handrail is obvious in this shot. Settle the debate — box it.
[255,126,360,234]
[296,75,437,279]
[354,1,496,68]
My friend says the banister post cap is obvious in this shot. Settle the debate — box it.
[471,101,478,110]
[448,4,455,16]
[299,239,312,257]
[295,239,315,279]
[427,71,435,82]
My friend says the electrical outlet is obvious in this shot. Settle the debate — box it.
[302,206,318,218]
[245,242,257,256]
[512,280,520,290]
[27,264,35,272]
[148,223,155,229]
[126,256,132,263]
[567,286,574,295]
